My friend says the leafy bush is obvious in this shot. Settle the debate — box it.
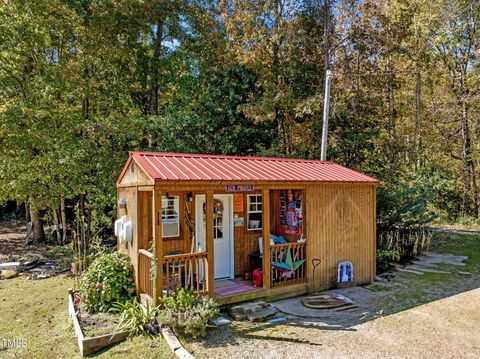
[376,249,401,273]
[157,288,219,337]
[112,298,159,337]
[80,252,135,313]
[161,287,196,312]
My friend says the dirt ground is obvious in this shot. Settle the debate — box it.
[187,231,480,359]
[0,221,53,263]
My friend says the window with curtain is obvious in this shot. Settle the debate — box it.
[162,196,179,237]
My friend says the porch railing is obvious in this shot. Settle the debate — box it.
[270,242,307,287]
[162,252,208,295]
[138,249,154,298]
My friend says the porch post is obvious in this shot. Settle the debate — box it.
[134,190,141,292]
[205,190,215,296]
[262,189,271,289]
[153,189,163,305]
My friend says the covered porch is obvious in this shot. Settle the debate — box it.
[135,187,308,305]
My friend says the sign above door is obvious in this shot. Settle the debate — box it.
[225,184,254,192]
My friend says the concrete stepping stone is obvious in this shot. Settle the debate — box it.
[396,268,424,275]
[230,302,262,314]
[247,306,278,322]
[408,265,450,274]
[230,301,268,320]
[413,253,467,266]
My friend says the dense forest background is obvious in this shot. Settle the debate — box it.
[1,0,479,244]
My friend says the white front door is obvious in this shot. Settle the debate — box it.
[195,194,233,279]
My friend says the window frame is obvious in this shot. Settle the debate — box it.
[161,195,180,238]
[246,194,263,231]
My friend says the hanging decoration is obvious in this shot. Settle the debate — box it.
[279,189,303,236]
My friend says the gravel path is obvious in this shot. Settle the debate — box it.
[189,288,480,358]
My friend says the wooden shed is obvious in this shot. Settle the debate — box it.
[116,152,378,305]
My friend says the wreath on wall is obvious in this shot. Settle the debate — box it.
[202,199,224,219]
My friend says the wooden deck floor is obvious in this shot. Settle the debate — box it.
[140,279,309,306]
[215,278,262,297]
[215,281,309,305]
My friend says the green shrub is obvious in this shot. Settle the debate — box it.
[161,287,196,312]
[376,249,401,273]
[80,252,135,313]
[157,288,219,337]
[456,215,480,228]
[112,298,159,337]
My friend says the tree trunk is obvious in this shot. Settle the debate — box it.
[272,0,287,155]
[324,0,330,71]
[459,93,479,217]
[28,198,45,243]
[415,71,422,170]
[52,206,62,244]
[388,57,397,144]
[150,19,164,116]
[25,202,30,224]
[78,194,87,269]
[86,203,91,251]
[61,197,67,244]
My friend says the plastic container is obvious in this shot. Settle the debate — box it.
[252,268,263,287]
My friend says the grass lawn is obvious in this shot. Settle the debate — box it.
[0,275,171,358]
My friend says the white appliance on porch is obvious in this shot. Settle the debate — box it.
[195,194,234,279]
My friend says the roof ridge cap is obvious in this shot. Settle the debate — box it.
[131,151,333,164]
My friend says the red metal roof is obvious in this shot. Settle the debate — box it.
[126,151,378,183]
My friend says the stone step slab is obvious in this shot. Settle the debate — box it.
[247,306,278,322]
[230,301,267,316]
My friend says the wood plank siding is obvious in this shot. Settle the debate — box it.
[305,184,376,290]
